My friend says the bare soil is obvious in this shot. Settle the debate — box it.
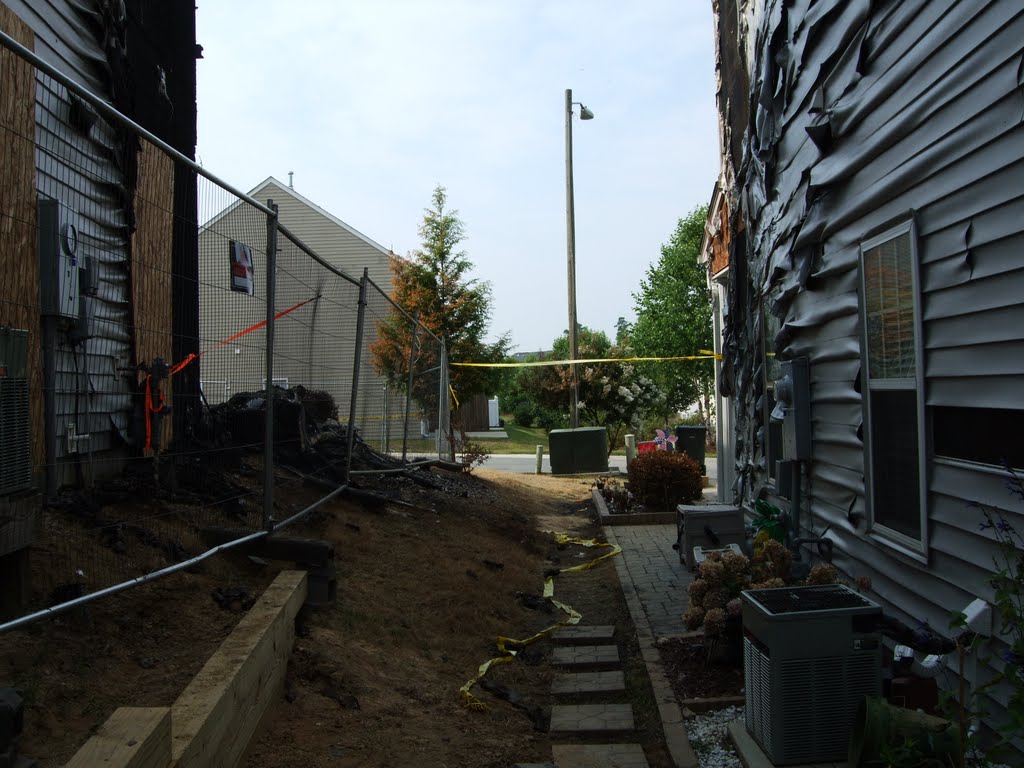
[0,464,679,767]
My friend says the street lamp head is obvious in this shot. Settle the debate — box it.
[579,105,595,120]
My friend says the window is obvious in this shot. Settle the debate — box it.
[933,407,1024,470]
[860,222,926,550]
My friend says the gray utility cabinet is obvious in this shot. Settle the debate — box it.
[549,427,608,475]
[675,504,745,569]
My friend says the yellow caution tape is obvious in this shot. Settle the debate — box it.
[459,532,620,710]
[448,384,460,409]
[450,352,721,368]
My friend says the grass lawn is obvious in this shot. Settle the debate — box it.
[393,421,718,458]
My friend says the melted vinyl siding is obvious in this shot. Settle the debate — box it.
[729,0,1024,733]
[18,1,134,469]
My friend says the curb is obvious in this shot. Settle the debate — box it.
[603,526,699,768]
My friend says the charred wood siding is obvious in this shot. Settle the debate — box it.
[0,4,44,469]
[725,0,1024,735]
[130,140,175,449]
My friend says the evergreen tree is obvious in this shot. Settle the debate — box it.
[371,185,509,408]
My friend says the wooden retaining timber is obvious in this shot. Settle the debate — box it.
[66,707,171,768]
[171,570,307,766]
[65,570,308,768]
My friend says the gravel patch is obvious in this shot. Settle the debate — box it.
[687,705,744,768]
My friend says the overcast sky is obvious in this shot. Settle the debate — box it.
[195,1,720,354]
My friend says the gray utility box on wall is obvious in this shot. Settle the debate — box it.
[675,504,745,569]
[771,357,811,460]
[549,427,608,475]
[742,584,883,765]
[37,199,83,321]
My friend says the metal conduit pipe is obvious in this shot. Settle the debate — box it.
[0,484,350,635]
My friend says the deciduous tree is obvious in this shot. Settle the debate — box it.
[630,206,714,424]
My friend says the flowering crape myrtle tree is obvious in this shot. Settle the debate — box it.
[523,326,665,453]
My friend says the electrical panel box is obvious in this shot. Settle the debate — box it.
[37,199,82,320]
[771,357,811,460]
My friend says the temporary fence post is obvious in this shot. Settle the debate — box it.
[625,433,636,466]
[381,383,388,452]
[401,314,419,464]
[344,269,369,483]
[437,342,447,460]
[263,201,279,532]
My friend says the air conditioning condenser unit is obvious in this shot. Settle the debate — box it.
[742,584,883,765]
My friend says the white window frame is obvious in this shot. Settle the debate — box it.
[761,296,783,487]
[859,220,928,558]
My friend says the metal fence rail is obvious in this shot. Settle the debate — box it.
[0,29,450,632]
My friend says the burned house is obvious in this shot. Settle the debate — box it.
[0,1,199,604]
[711,0,1024,740]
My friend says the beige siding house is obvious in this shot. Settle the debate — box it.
[198,178,400,440]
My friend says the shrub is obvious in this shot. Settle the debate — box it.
[511,399,535,428]
[683,540,837,639]
[626,451,703,508]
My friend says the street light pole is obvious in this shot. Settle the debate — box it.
[564,88,593,430]
[565,88,579,429]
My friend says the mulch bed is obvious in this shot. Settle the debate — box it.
[658,636,744,702]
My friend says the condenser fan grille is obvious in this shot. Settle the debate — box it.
[746,584,874,614]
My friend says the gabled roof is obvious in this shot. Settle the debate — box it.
[201,176,392,257]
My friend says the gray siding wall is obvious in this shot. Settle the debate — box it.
[198,181,398,436]
[726,0,1023,731]
[9,0,135,475]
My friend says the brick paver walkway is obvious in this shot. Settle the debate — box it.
[604,524,693,638]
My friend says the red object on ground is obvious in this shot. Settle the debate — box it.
[637,441,658,453]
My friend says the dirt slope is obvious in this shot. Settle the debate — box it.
[1,467,670,767]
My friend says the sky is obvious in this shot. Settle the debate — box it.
[195,1,720,354]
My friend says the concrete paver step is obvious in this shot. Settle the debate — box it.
[551,670,626,696]
[551,625,616,644]
[549,703,635,735]
[550,644,621,669]
[511,763,556,768]
[552,743,650,768]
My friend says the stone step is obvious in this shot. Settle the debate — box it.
[511,764,556,768]
[549,703,635,736]
[552,743,650,768]
[551,625,617,644]
[551,670,626,696]
[550,644,621,670]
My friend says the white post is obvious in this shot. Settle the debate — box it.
[535,445,544,474]
[625,434,636,467]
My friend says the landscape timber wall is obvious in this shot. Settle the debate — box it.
[65,570,308,768]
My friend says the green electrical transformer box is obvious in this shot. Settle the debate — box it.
[549,427,609,475]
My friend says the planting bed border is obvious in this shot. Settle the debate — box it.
[592,488,676,526]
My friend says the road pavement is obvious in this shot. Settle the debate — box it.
[482,453,718,480]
